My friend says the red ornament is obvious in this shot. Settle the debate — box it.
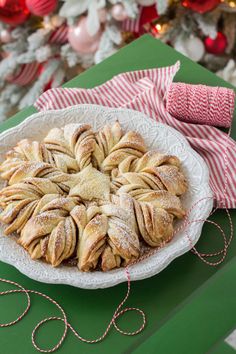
[26,0,57,16]
[139,4,159,35]
[204,32,227,55]
[0,0,30,25]
[181,0,220,14]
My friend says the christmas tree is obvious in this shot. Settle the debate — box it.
[0,0,235,120]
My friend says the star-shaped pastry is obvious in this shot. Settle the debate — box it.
[69,164,110,201]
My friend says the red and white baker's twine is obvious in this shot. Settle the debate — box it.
[167,83,234,128]
[0,84,234,351]
[0,268,146,353]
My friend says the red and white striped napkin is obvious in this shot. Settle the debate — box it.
[34,62,236,209]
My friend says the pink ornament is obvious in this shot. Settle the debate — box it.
[26,0,57,16]
[0,29,11,43]
[98,8,107,23]
[68,17,102,54]
[111,4,127,21]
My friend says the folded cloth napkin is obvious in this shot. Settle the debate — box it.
[34,62,236,209]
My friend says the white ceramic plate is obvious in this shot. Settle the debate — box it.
[0,105,213,289]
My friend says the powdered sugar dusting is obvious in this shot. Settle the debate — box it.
[0,120,187,272]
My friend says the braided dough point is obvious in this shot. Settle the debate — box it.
[0,121,187,271]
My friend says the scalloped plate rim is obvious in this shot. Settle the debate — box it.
[0,104,213,289]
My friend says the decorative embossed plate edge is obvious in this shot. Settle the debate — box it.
[0,105,213,289]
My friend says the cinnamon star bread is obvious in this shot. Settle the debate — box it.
[0,121,187,272]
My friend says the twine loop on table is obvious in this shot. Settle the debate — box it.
[0,268,146,353]
[167,83,235,128]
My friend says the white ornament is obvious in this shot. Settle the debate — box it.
[136,0,156,6]
[111,4,127,21]
[0,29,11,43]
[174,36,205,62]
